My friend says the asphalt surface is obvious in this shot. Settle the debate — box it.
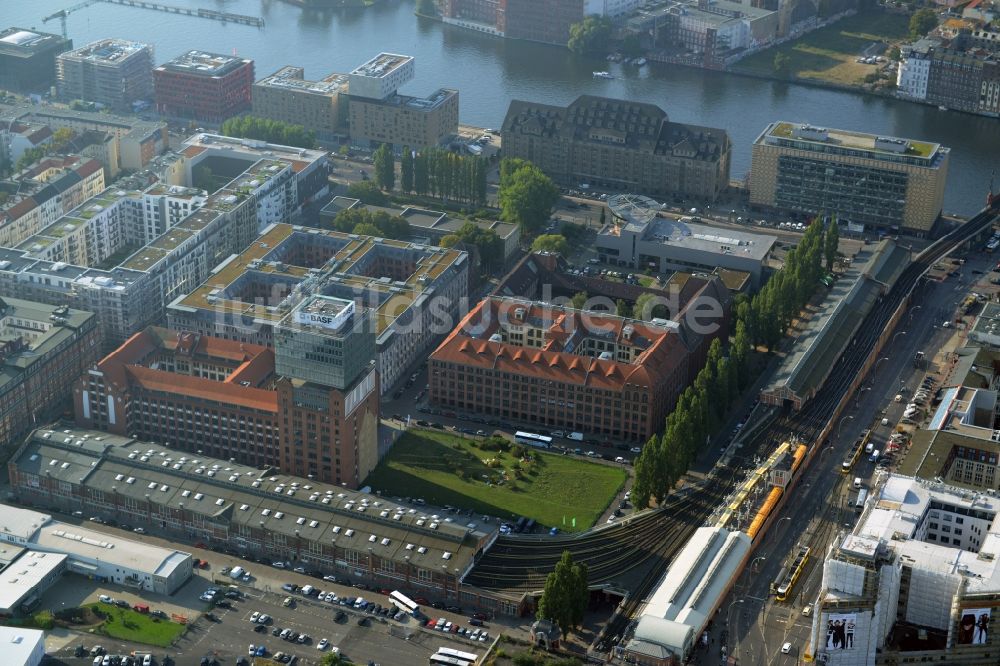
[695,219,1000,665]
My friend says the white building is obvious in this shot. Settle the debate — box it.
[0,627,45,666]
[585,0,644,17]
[896,39,937,101]
[807,475,1000,665]
[621,527,751,664]
[347,53,414,101]
[0,551,67,615]
[0,505,192,596]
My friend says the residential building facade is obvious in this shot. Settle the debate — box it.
[926,47,1000,117]
[749,122,950,235]
[896,39,936,101]
[154,51,254,122]
[56,39,154,111]
[502,95,731,202]
[0,297,100,448]
[503,0,584,45]
[0,28,72,91]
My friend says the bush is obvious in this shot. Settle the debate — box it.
[33,610,54,630]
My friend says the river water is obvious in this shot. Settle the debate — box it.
[8,0,1000,215]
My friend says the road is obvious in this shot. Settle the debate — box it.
[698,245,1000,665]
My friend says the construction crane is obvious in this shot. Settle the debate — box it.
[42,0,101,39]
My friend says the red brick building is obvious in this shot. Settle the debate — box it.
[74,326,379,487]
[153,50,253,122]
[430,296,709,442]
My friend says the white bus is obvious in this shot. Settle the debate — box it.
[431,648,478,665]
[514,431,552,449]
[389,590,419,616]
[429,656,469,666]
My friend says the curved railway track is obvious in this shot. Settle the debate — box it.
[465,203,1000,645]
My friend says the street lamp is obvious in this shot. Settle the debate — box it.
[726,598,745,656]
[891,330,907,347]
[871,356,890,384]
[767,516,792,545]
[837,415,855,440]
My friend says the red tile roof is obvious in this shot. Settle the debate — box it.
[430,298,685,391]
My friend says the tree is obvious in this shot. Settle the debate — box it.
[401,146,414,193]
[345,180,388,206]
[415,0,438,17]
[537,551,589,637]
[567,16,613,55]
[773,52,791,78]
[824,218,839,271]
[373,143,395,191]
[910,8,938,38]
[498,158,559,235]
[220,115,315,149]
[332,208,410,240]
[50,127,75,152]
[443,222,504,275]
[888,45,901,61]
[531,234,570,256]
[616,299,632,318]
[320,653,351,666]
[571,291,588,310]
[634,292,669,320]
[600,207,606,227]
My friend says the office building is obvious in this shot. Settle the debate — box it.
[154,50,254,122]
[807,474,1000,665]
[0,504,191,595]
[3,103,169,171]
[0,154,105,249]
[346,53,458,149]
[167,223,469,395]
[0,297,100,448]
[253,66,348,141]
[9,426,495,606]
[56,39,154,111]
[749,122,950,235]
[0,28,71,92]
[0,135,330,348]
[502,95,731,202]
[429,292,729,442]
[595,194,775,285]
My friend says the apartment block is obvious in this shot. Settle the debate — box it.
[167,223,469,394]
[0,136,330,349]
[56,39,154,111]
[252,66,348,140]
[503,0,584,46]
[502,95,731,202]
[926,47,1000,117]
[429,293,729,442]
[0,121,52,167]
[0,28,72,91]
[3,104,168,170]
[0,155,105,249]
[750,122,950,235]
[0,297,100,448]
[896,38,937,101]
[154,51,254,122]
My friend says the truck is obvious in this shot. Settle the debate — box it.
[567,432,584,441]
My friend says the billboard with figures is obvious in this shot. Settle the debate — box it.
[823,613,858,651]
[957,608,990,645]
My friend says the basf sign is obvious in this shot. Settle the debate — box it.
[294,297,354,331]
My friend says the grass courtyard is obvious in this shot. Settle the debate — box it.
[365,430,627,531]
[96,606,187,647]
[734,11,910,86]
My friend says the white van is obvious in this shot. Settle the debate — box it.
[865,441,874,454]
[854,477,863,490]
[567,432,584,441]
[229,566,244,580]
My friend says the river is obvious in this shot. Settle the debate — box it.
[8,0,1000,215]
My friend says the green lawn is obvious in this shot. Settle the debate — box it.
[365,430,627,531]
[98,606,186,647]
[734,11,909,86]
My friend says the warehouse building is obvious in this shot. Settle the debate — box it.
[9,426,495,605]
[0,551,67,616]
[0,627,45,666]
[502,96,731,202]
[749,122,950,236]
